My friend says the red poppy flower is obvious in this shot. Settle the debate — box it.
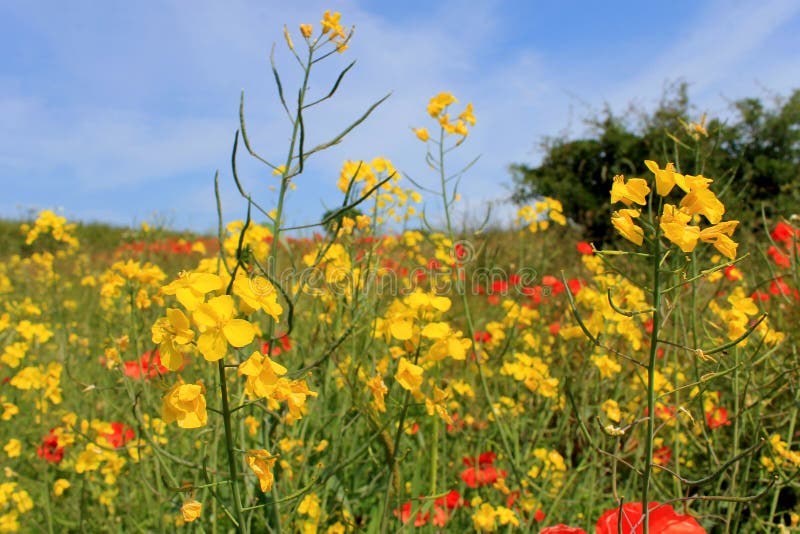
[261,334,292,357]
[595,502,706,534]
[393,501,429,527]
[539,524,587,534]
[567,278,584,295]
[542,275,565,295]
[474,331,492,343]
[103,422,135,449]
[723,265,742,281]
[653,445,672,466]
[768,246,791,268]
[771,222,796,243]
[769,278,790,296]
[461,452,506,488]
[491,280,509,294]
[576,241,594,255]
[706,406,731,430]
[123,350,170,380]
[37,429,65,464]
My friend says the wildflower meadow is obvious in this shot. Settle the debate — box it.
[2,11,800,534]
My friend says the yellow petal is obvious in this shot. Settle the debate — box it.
[390,320,414,341]
[223,319,256,347]
[421,322,450,339]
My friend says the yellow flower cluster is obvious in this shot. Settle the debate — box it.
[708,287,783,346]
[0,481,33,531]
[500,352,559,399]
[413,92,475,144]
[527,447,567,491]
[610,161,739,259]
[238,351,317,422]
[335,157,421,224]
[515,197,566,232]
[22,210,79,249]
[762,434,800,472]
[320,10,349,52]
[472,502,520,531]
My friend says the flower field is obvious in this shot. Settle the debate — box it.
[2,11,799,534]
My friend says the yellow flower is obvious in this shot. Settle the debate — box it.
[495,506,519,527]
[161,271,223,310]
[645,160,688,196]
[298,493,321,519]
[661,223,700,252]
[246,449,277,492]
[3,439,20,458]
[53,479,70,497]
[699,221,739,260]
[151,308,195,370]
[602,399,621,422]
[412,127,430,142]
[75,445,104,473]
[238,351,287,399]
[592,354,622,379]
[680,174,725,224]
[472,503,497,531]
[367,374,388,412]
[162,381,208,428]
[193,295,256,361]
[395,358,423,395]
[181,500,202,522]
[244,415,261,437]
[459,103,476,125]
[611,208,644,245]
[610,175,650,206]
[321,10,345,39]
[1,402,19,421]
[233,275,283,320]
[300,24,313,38]
[427,92,457,118]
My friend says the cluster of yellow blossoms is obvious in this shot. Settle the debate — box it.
[335,157,421,224]
[611,160,739,259]
[515,196,567,232]
[284,10,350,53]
[413,92,476,143]
[21,209,79,249]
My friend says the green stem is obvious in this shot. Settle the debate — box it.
[642,223,662,534]
[218,360,246,533]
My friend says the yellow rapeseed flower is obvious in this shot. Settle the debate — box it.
[246,449,278,492]
[151,308,195,370]
[395,357,423,395]
[162,381,208,428]
[3,439,21,458]
[193,295,256,362]
[181,500,202,522]
[610,175,650,206]
[412,127,430,142]
[611,208,644,245]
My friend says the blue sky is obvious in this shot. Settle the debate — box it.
[2,0,799,233]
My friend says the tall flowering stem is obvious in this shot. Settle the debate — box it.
[642,219,661,534]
